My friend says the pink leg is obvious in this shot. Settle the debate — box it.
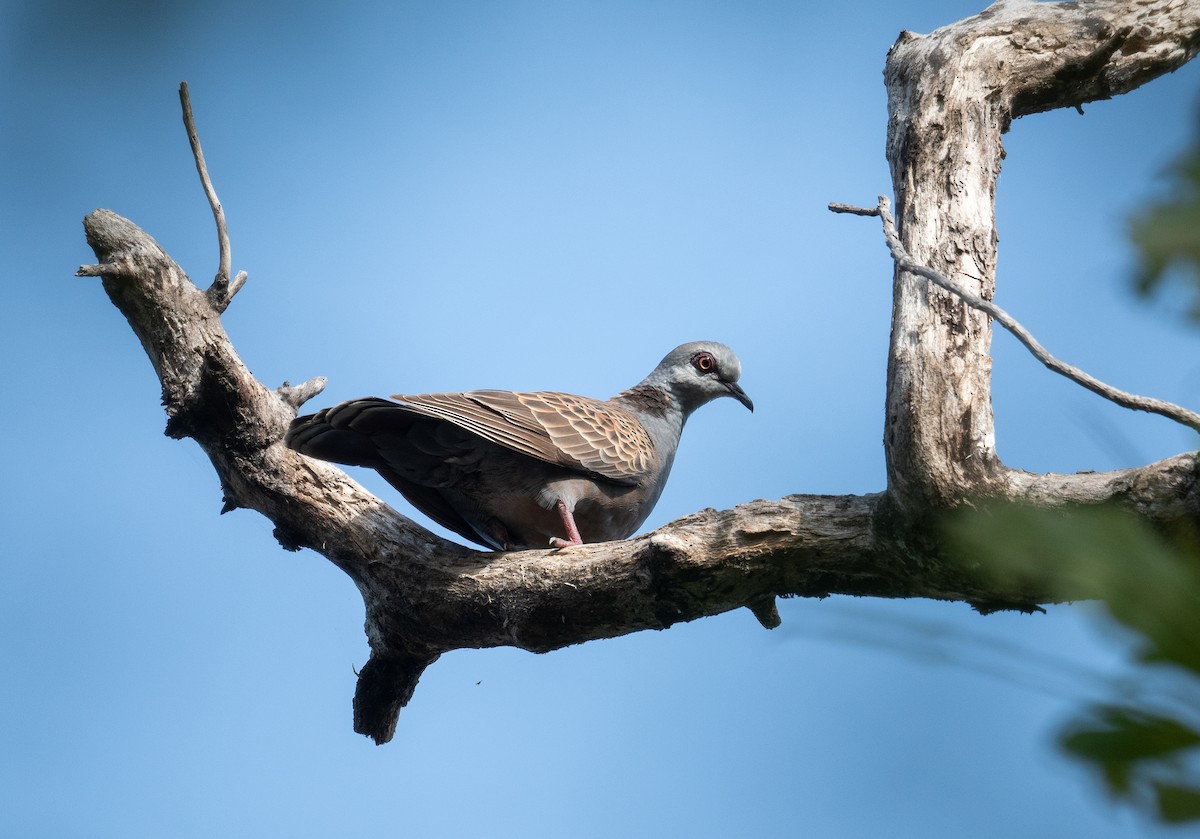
[548,499,584,548]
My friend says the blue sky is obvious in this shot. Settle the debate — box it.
[2,1,1198,836]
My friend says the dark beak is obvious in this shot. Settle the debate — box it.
[724,381,754,412]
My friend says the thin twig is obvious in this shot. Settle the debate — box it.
[829,196,1200,433]
[179,81,236,309]
[828,202,881,217]
[228,270,248,299]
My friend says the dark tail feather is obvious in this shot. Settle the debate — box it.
[284,397,403,467]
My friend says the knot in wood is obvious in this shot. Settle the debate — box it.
[647,532,692,561]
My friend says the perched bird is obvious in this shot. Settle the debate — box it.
[285,341,752,551]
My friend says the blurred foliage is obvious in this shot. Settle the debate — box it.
[943,109,1200,824]
[946,504,1200,824]
[1130,112,1200,320]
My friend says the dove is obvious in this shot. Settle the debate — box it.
[284,341,752,551]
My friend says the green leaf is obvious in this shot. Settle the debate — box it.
[947,504,1200,824]
[1154,782,1200,824]
[1061,706,1200,764]
[946,504,1200,675]
[1130,119,1200,320]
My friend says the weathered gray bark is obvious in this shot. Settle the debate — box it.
[79,0,1200,745]
[884,0,1200,515]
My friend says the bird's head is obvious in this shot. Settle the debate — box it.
[648,341,753,415]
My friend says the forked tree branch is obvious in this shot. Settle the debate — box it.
[80,0,1200,744]
[879,0,1200,514]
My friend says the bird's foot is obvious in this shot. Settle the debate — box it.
[548,535,584,549]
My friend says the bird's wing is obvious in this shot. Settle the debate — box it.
[389,390,654,485]
[287,398,497,548]
[373,465,497,550]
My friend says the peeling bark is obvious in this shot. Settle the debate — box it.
[79,0,1200,744]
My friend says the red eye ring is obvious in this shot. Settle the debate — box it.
[692,351,715,373]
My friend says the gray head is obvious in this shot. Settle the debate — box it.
[641,341,753,416]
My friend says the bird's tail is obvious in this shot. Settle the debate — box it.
[284,397,402,468]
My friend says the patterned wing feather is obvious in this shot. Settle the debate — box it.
[390,390,653,485]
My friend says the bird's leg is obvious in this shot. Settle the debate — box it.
[548,499,584,548]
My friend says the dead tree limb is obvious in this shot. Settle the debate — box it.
[79,2,1200,744]
[881,0,1200,514]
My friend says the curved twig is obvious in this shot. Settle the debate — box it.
[179,81,242,312]
[830,197,1200,433]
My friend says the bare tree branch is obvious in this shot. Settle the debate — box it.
[830,198,1200,433]
[79,1,1200,744]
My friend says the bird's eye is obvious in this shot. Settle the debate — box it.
[692,351,715,373]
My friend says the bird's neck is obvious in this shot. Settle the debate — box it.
[611,383,686,445]
[612,383,674,417]
[609,384,685,499]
